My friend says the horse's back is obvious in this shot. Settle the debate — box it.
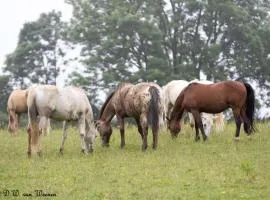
[182,80,246,113]
[28,85,92,120]
[113,82,163,117]
[163,80,189,105]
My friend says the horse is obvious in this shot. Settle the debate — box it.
[168,80,255,141]
[162,80,189,118]
[7,89,28,134]
[7,89,51,135]
[162,80,224,136]
[26,85,96,157]
[188,79,226,134]
[96,82,164,151]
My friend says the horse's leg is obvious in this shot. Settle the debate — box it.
[233,108,242,140]
[191,110,207,141]
[59,121,69,154]
[117,116,125,148]
[140,114,148,151]
[29,120,41,156]
[78,116,86,153]
[8,110,17,134]
[16,113,20,131]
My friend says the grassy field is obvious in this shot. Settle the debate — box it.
[0,123,270,200]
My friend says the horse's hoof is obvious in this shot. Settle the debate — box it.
[102,143,110,148]
[88,149,93,153]
[234,137,240,141]
[195,137,200,142]
[152,144,157,150]
[203,136,208,141]
[120,144,125,149]
[59,148,64,155]
[141,145,147,152]
[37,151,42,157]
[27,151,31,158]
[81,149,85,153]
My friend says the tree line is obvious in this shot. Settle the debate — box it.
[1,0,270,120]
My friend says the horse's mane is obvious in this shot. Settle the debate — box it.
[99,82,131,119]
[99,91,116,119]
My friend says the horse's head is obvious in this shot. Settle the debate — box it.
[202,115,214,137]
[84,123,98,153]
[95,120,112,147]
[167,117,181,138]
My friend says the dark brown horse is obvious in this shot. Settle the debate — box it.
[96,82,164,151]
[168,80,255,141]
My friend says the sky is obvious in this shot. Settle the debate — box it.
[0,0,73,75]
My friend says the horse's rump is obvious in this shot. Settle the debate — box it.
[7,89,28,113]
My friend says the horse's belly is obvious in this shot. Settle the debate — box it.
[200,104,228,114]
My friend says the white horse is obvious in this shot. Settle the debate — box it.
[162,80,189,118]
[26,85,96,157]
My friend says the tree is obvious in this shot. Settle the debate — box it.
[66,0,270,106]
[4,10,68,87]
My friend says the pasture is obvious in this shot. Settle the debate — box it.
[1,123,270,200]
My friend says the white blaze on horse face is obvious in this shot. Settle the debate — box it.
[202,113,214,136]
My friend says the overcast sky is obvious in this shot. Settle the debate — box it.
[0,0,72,71]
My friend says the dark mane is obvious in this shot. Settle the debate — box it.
[99,82,131,119]
[99,91,116,119]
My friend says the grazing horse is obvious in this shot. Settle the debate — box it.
[7,89,51,135]
[168,80,255,141]
[27,85,96,157]
[96,82,164,151]
[7,89,28,134]
[162,80,224,135]
[188,79,226,134]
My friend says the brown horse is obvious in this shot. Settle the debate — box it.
[168,80,255,141]
[96,82,164,151]
[7,89,28,134]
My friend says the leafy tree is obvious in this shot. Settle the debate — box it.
[0,75,12,125]
[4,10,68,87]
[66,0,270,109]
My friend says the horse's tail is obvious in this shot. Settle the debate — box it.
[149,86,163,133]
[27,89,40,153]
[243,82,255,134]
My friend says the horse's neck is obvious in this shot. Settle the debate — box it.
[101,100,115,122]
[171,106,184,122]
[171,93,185,122]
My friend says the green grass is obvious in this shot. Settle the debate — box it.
[1,123,270,200]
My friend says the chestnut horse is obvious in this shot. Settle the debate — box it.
[7,89,28,134]
[168,80,255,141]
[96,82,164,151]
